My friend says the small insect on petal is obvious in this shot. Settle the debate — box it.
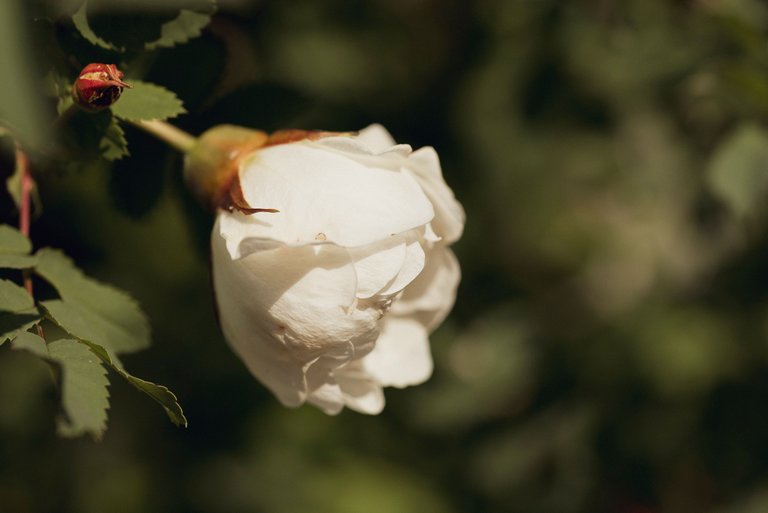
[72,63,131,112]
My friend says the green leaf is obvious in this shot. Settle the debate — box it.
[708,123,768,219]
[0,254,37,269]
[11,330,47,355]
[35,248,150,354]
[0,279,34,313]
[49,339,110,439]
[145,5,215,51]
[0,307,41,346]
[101,116,129,161]
[122,374,187,427]
[65,110,126,162]
[111,81,186,122]
[80,341,187,427]
[41,299,152,356]
[71,1,121,52]
[13,333,111,439]
[0,224,31,254]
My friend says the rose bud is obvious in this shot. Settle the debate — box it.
[205,124,464,414]
[72,63,130,112]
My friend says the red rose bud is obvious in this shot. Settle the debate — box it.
[72,63,131,112]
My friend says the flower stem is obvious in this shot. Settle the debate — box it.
[129,119,197,154]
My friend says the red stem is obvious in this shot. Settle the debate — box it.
[14,145,45,341]
[16,147,31,236]
[15,146,33,296]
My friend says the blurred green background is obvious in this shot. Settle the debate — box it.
[4,0,768,512]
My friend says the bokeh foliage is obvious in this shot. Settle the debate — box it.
[3,0,768,512]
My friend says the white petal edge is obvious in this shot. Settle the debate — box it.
[227,142,434,255]
[407,147,465,244]
[377,236,426,297]
[305,361,385,415]
[392,245,461,332]
[348,237,408,299]
[354,123,397,152]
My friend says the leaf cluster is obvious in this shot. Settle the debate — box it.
[0,224,186,440]
[0,0,214,165]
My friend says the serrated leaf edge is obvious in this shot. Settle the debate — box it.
[111,80,186,122]
[80,340,188,427]
[144,3,217,51]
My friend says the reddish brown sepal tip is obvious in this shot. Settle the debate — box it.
[72,63,131,112]
[227,175,279,215]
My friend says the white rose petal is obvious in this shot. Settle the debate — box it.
[348,237,408,299]
[361,317,432,388]
[357,124,465,243]
[222,141,434,258]
[377,233,426,297]
[407,147,466,244]
[212,221,381,407]
[306,362,385,415]
[392,245,461,332]
[211,124,464,414]
[355,123,397,152]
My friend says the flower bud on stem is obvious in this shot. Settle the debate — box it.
[66,64,279,211]
[72,63,131,112]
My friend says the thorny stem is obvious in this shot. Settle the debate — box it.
[129,119,197,154]
[14,144,46,342]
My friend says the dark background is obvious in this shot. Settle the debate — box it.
[3,1,768,512]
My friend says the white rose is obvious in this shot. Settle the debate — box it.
[211,124,464,414]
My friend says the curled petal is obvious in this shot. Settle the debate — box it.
[349,238,408,299]
[392,246,461,332]
[407,147,465,244]
[377,234,425,296]
[348,228,427,299]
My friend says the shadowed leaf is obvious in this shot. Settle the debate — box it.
[0,307,40,346]
[72,1,121,51]
[13,333,111,439]
[0,279,34,313]
[35,248,150,354]
[101,115,129,161]
[0,224,31,254]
